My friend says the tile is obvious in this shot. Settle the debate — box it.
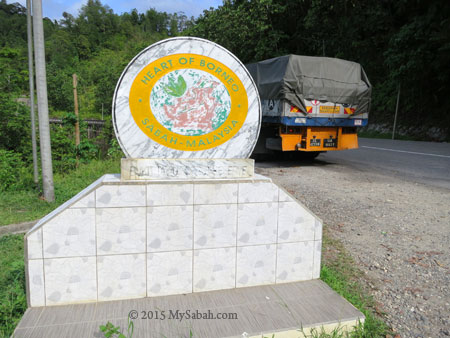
[193,183,238,204]
[193,248,236,292]
[27,229,43,259]
[276,242,314,283]
[147,206,193,252]
[278,202,315,243]
[147,183,193,206]
[70,191,95,208]
[95,299,136,320]
[238,182,278,203]
[96,207,146,255]
[96,185,146,208]
[43,209,95,258]
[315,219,323,240]
[237,202,278,246]
[44,257,97,305]
[36,302,96,325]
[147,251,192,296]
[12,328,33,337]
[193,204,237,249]
[15,308,44,329]
[97,254,146,301]
[313,240,322,279]
[279,188,295,202]
[236,245,276,287]
[28,259,45,307]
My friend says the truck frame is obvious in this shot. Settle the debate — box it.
[247,55,371,157]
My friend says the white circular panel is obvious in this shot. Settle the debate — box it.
[112,37,261,158]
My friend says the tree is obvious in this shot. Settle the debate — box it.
[189,0,287,63]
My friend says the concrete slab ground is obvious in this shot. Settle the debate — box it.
[14,280,364,338]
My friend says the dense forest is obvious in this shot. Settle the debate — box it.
[0,0,449,190]
[0,0,195,189]
[190,0,450,131]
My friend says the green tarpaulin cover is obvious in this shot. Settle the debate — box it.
[246,55,371,115]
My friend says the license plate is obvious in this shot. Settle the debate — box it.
[323,138,337,148]
[310,139,321,147]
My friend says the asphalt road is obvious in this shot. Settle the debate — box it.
[312,138,450,189]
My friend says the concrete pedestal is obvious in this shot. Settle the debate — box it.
[25,173,322,307]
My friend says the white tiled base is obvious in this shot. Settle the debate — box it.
[25,174,322,307]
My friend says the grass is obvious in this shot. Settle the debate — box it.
[0,159,390,337]
[0,234,26,338]
[319,229,391,337]
[0,159,120,337]
[0,158,120,226]
[298,322,365,337]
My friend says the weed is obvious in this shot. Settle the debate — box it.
[320,230,391,337]
[0,158,121,226]
[99,316,134,338]
[0,234,26,337]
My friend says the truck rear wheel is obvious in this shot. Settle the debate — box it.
[279,151,321,161]
[296,151,321,160]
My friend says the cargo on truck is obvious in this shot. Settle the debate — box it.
[246,55,371,158]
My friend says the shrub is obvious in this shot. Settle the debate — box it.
[0,149,32,191]
[0,234,26,337]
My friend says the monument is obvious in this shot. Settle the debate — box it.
[24,37,322,307]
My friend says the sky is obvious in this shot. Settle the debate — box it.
[7,0,223,20]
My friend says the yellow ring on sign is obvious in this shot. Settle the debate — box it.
[129,53,248,151]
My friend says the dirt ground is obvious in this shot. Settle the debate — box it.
[256,158,450,338]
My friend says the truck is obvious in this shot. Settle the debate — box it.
[246,55,371,159]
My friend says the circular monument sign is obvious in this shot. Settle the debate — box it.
[113,37,261,158]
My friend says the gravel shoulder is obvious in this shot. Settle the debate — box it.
[256,158,450,338]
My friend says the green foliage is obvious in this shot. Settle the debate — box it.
[0,93,33,159]
[0,234,26,338]
[297,321,365,337]
[320,234,391,337]
[0,0,194,123]
[0,149,33,192]
[77,48,129,115]
[189,0,287,62]
[99,316,134,338]
[0,1,27,47]
[189,0,450,131]
[0,47,28,93]
[46,62,76,111]
[100,322,126,338]
[107,138,124,159]
[0,158,121,226]
[50,121,100,173]
[1,0,448,131]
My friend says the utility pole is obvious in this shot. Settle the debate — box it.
[32,0,55,202]
[73,74,80,167]
[392,84,401,140]
[26,0,39,187]
[73,74,80,146]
